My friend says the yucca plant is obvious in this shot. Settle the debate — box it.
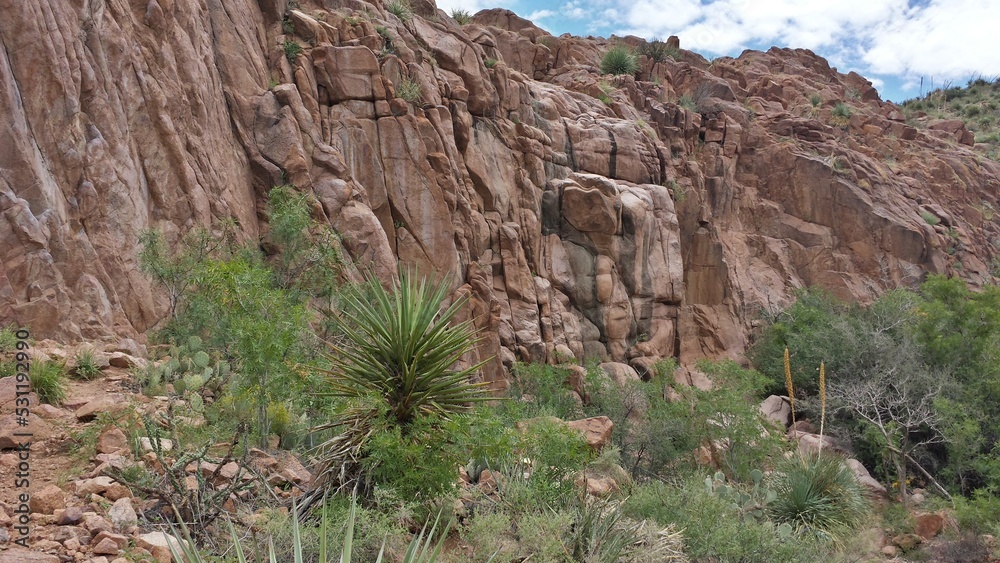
[769,453,869,539]
[305,272,492,505]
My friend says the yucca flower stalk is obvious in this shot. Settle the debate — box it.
[818,361,826,459]
[784,347,796,436]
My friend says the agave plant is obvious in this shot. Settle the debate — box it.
[305,272,493,505]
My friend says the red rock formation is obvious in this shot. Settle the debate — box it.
[2,1,998,380]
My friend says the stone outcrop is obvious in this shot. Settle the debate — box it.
[2,1,999,381]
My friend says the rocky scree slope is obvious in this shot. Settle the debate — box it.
[2,0,999,385]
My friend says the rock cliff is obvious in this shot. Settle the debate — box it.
[3,0,999,383]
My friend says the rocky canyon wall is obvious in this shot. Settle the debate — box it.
[3,0,999,384]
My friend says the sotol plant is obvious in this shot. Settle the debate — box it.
[600,45,638,76]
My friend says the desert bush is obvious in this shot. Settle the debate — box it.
[461,509,514,561]
[71,347,102,380]
[625,477,827,561]
[395,77,421,102]
[832,102,852,120]
[954,489,1000,535]
[677,360,786,481]
[386,0,412,21]
[638,39,679,62]
[508,362,584,420]
[139,187,334,447]
[29,360,66,405]
[600,45,638,76]
[284,40,303,62]
[0,325,16,353]
[0,326,18,378]
[583,361,688,479]
[451,9,471,24]
[170,494,447,562]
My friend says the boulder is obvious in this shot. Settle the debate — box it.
[110,338,147,358]
[892,533,923,552]
[108,352,146,370]
[0,413,52,449]
[55,506,84,525]
[0,550,60,563]
[97,427,129,454]
[914,513,944,540]
[565,416,614,451]
[844,458,888,497]
[108,497,137,530]
[135,531,189,562]
[600,362,640,385]
[760,395,791,427]
[29,484,66,514]
[75,397,129,421]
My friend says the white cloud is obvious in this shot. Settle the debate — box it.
[862,0,1000,80]
[527,9,555,20]
[596,0,999,96]
[436,0,517,15]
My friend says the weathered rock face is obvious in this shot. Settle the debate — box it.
[2,2,999,379]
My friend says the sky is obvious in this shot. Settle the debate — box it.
[436,0,1000,103]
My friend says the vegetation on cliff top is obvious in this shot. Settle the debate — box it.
[902,75,1000,158]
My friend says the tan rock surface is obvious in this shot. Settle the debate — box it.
[1,0,998,381]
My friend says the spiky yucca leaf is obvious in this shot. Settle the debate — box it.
[320,273,492,425]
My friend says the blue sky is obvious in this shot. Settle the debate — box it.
[438,0,1000,103]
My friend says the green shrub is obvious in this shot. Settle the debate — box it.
[169,494,446,562]
[680,360,787,481]
[451,9,471,24]
[638,39,679,62]
[30,360,67,405]
[832,103,852,120]
[625,478,827,561]
[920,209,941,225]
[518,510,576,560]
[508,362,583,420]
[139,188,321,448]
[600,45,638,76]
[461,509,515,561]
[386,0,412,22]
[283,40,302,62]
[484,58,498,69]
[768,454,869,539]
[363,416,467,500]
[955,490,1000,535]
[810,93,822,107]
[0,326,16,353]
[0,326,16,379]
[72,347,102,380]
[395,77,421,102]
